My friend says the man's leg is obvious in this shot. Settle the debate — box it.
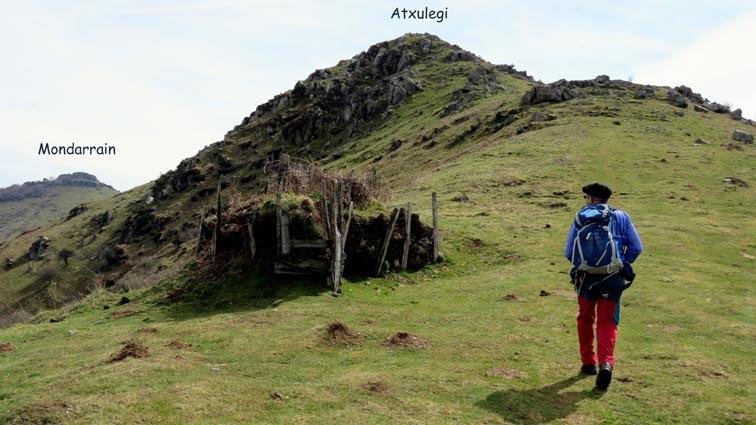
[596,297,620,366]
[577,295,598,367]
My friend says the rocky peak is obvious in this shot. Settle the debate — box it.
[229,34,466,151]
[234,34,486,127]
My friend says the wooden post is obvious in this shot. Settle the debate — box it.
[196,206,206,255]
[281,215,291,255]
[320,179,331,238]
[276,192,282,258]
[401,203,412,270]
[336,180,343,232]
[331,193,342,294]
[432,192,439,263]
[375,208,399,276]
[341,201,354,252]
[213,181,222,263]
[247,214,256,260]
[340,201,354,277]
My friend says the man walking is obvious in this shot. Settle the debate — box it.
[565,183,643,390]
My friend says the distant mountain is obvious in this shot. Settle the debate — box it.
[0,173,118,241]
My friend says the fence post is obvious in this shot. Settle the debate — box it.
[376,207,399,276]
[320,179,331,238]
[281,215,290,255]
[331,193,342,295]
[276,192,282,258]
[336,180,343,232]
[341,201,354,252]
[401,203,412,270]
[432,192,439,263]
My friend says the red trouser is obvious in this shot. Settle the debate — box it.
[577,295,620,366]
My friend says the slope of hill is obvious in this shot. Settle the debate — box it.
[0,33,755,423]
[0,173,118,242]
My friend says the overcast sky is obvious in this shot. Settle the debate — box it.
[2,0,755,191]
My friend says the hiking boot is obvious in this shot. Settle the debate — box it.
[580,364,597,375]
[596,362,613,390]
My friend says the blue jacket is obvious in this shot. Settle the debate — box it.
[564,206,643,265]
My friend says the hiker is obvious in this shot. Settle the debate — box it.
[564,183,643,390]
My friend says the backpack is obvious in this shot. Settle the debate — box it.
[571,204,624,274]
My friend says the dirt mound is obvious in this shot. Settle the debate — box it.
[466,238,484,249]
[0,343,15,352]
[325,321,362,346]
[503,294,526,301]
[363,381,391,395]
[109,342,149,362]
[381,332,430,349]
[166,341,193,349]
[109,309,136,319]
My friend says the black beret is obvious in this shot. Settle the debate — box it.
[582,182,612,200]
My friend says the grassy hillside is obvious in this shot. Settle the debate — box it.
[0,174,118,242]
[1,33,755,423]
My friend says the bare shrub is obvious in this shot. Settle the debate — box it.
[37,265,62,285]
[57,249,75,266]
[0,308,34,328]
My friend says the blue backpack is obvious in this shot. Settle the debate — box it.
[571,204,624,275]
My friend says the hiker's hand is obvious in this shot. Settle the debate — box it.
[621,262,635,282]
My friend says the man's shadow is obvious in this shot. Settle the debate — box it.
[476,374,605,424]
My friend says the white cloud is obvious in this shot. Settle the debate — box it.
[634,10,756,118]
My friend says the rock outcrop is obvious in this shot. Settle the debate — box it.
[29,236,50,260]
[668,85,732,114]
[733,130,754,144]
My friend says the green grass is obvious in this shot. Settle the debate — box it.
[1,242,754,423]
